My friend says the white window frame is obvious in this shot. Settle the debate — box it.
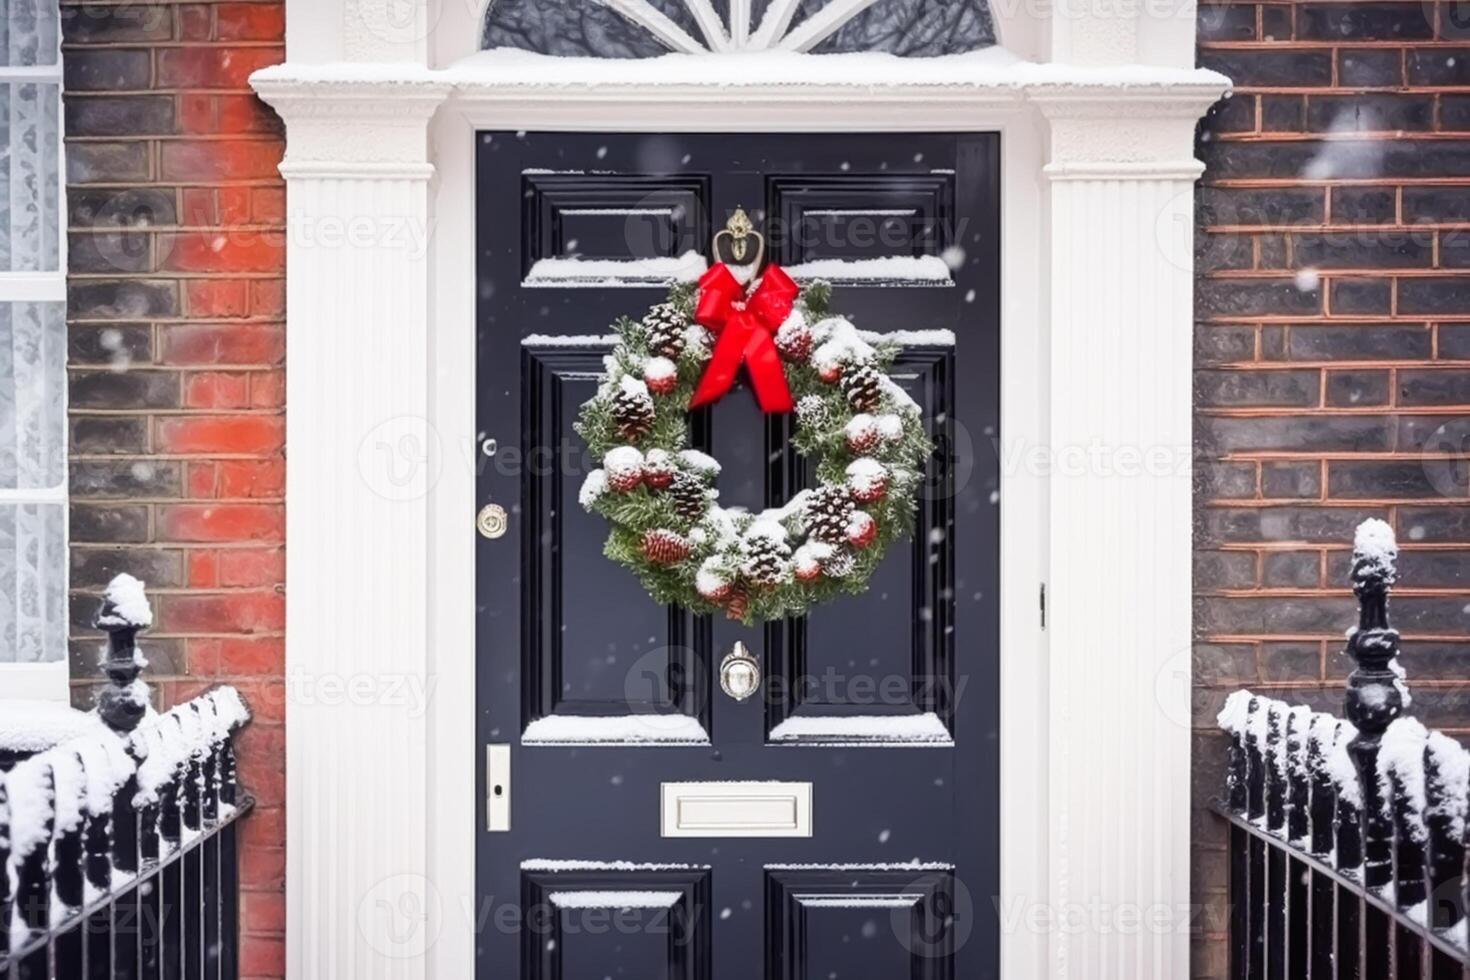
[0,9,68,700]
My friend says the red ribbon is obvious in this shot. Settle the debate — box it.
[690,263,799,413]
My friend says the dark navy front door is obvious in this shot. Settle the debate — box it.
[476,132,1000,980]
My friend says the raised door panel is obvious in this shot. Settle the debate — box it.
[765,867,958,980]
[521,865,713,980]
[765,344,956,744]
[520,343,713,744]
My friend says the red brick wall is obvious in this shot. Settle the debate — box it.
[61,3,285,976]
[1194,3,1470,975]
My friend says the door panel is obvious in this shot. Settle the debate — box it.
[521,345,712,742]
[477,132,999,979]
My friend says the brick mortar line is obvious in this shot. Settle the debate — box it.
[1202,632,1470,641]
[1202,542,1470,551]
[62,42,283,51]
[1198,406,1470,415]
[1212,88,1470,97]
[71,543,285,549]
[1200,315,1460,323]
[1216,131,1470,141]
[67,182,282,190]
[70,501,287,508]
[70,408,283,416]
[71,225,287,233]
[1204,42,1470,51]
[64,88,278,98]
[1206,268,1470,277]
[67,134,284,144]
[1205,455,1470,464]
[1208,178,1470,187]
[1205,224,1470,232]
[1196,361,1470,370]
[1203,587,1470,596]
[69,272,284,281]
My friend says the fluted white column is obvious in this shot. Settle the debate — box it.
[252,76,450,980]
[1034,87,1222,979]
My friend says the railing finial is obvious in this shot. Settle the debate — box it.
[1343,517,1405,890]
[92,573,154,734]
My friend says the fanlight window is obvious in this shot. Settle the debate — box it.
[482,0,995,58]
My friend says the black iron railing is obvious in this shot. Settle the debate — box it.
[0,576,253,980]
[1216,519,1470,979]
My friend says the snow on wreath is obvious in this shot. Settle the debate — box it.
[569,275,940,624]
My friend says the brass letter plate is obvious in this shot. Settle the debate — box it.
[660,781,812,838]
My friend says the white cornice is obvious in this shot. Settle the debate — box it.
[251,57,1227,177]
[249,55,1228,113]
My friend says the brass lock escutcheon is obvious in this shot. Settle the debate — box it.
[477,503,508,539]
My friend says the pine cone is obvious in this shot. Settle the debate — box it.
[670,471,710,521]
[824,549,857,578]
[644,303,688,360]
[841,364,883,413]
[644,449,675,489]
[613,382,656,440]
[775,320,813,362]
[642,529,691,564]
[740,532,791,588]
[795,394,836,434]
[723,584,749,621]
[803,485,854,545]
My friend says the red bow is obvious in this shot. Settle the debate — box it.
[690,263,799,413]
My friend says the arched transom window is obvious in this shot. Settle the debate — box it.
[482,0,995,58]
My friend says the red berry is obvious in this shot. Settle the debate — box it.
[818,363,843,384]
[847,512,877,548]
[794,561,822,582]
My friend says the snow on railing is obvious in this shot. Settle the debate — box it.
[0,577,253,975]
[1215,520,1470,975]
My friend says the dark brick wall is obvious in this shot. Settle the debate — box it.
[1195,2,1470,975]
[62,3,286,977]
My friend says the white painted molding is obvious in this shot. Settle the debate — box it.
[256,47,1225,980]
[0,661,70,701]
[253,73,447,980]
[1040,101,1205,978]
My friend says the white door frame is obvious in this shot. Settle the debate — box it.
[254,2,1226,976]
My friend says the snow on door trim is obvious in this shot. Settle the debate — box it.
[521,713,711,745]
[782,255,955,285]
[523,251,710,288]
[767,711,953,745]
[547,890,684,909]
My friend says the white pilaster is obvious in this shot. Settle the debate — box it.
[252,75,450,980]
[1035,86,1220,979]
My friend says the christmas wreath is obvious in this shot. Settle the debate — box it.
[574,263,933,624]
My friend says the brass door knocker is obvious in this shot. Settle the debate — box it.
[712,207,766,271]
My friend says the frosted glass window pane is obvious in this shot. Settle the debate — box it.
[481,0,995,56]
[0,0,59,67]
[0,502,65,664]
[0,302,65,489]
[0,81,62,272]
